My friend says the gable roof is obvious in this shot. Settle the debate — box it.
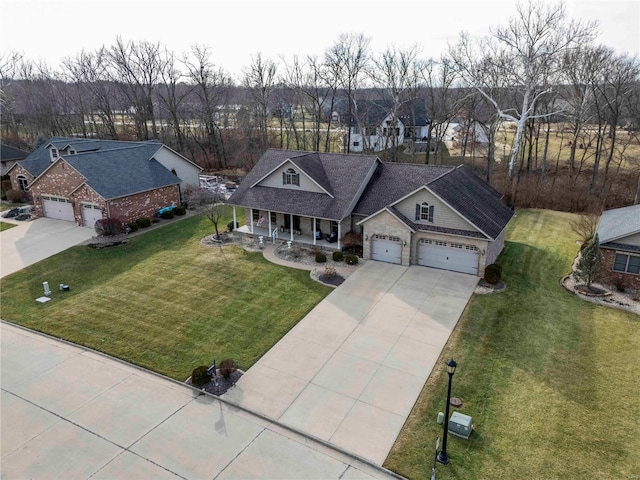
[229,149,380,220]
[1,143,29,162]
[354,163,513,240]
[597,204,640,245]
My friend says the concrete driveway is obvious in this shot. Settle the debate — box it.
[223,262,478,464]
[0,218,95,278]
[0,322,400,480]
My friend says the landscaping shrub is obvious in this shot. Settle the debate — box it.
[174,205,186,216]
[332,251,344,262]
[345,254,359,265]
[95,217,123,236]
[315,252,327,263]
[324,266,338,278]
[227,220,239,231]
[484,263,502,285]
[6,189,23,203]
[136,217,151,228]
[191,365,212,388]
[160,209,175,219]
[219,359,237,380]
[151,217,160,223]
[127,221,139,232]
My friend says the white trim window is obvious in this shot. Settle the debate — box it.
[17,174,29,191]
[415,202,434,222]
[613,252,640,274]
[282,168,300,186]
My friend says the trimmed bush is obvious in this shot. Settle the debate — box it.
[136,217,151,228]
[191,365,212,388]
[174,205,186,216]
[227,220,239,231]
[95,217,123,236]
[315,252,327,263]
[332,251,344,262]
[127,221,139,232]
[160,209,175,219]
[484,263,502,285]
[219,359,237,380]
[6,189,23,203]
[345,254,359,265]
[151,217,160,223]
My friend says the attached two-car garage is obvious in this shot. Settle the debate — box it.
[371,234,402,264]
[42,196,74,222]
[417,238,479,275]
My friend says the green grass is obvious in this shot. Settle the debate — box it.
[0,221,16,232]
[384,209,640,479]
[0,210,332,379]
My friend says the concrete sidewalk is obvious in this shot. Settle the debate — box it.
[1,321,401,480]
[224,261,478,464]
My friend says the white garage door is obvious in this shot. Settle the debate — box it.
[42,196,74,222]
[418,239,479,275]
[371,234,402,264]
[82,204,103,228]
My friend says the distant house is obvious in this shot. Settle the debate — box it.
[228,149,514,277]
[445,121,489,147]
[1,143,29,176]
[596,204,640,292]
[8,137,201,227]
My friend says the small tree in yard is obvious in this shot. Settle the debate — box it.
[574,233,603,288]
[206,202,226,240]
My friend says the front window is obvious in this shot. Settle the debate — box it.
[252,209,261,222]
[17,175,29,191]
[418,202,434,222]
[330,221,338,234]
[283,168,300,186]
[614,253,640,274]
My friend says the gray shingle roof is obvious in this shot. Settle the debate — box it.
[596,204,640,245]
[1,143,29,161]
[63,144,179,200]
[229,149,379,220]
[387,206,486,238]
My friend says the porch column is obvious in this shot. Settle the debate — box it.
[337,221,341,250]
[250,208,254,234]
[290,213,294,242]
[268,211,272,234]
[232,207,237,232]
[313,217,317,245]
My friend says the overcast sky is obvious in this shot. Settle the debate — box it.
[1,0,638,80]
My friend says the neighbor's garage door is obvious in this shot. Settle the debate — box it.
[371,234,402,264]
[82,203,103,228]
[42,196,74,222]
[418,238,479,275]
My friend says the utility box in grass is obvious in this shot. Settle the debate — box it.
[448,412,473,439]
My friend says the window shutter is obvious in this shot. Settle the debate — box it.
[428,205,434,222]
[415,204,420,221]
[282,172,286,184]
[295,174,299,186]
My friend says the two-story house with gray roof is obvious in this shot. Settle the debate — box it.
[8,137,201,227]
[228,149,514,276]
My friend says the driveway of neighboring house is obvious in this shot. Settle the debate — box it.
[223,261,478,465]
[0,218,95,278]
[0,322,400,480]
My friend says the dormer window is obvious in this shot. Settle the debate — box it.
[283,168,300,186]
[68,149,76,155]
[415,202,434,222]
[50,147,59,161]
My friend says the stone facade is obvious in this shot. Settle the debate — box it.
[29,160,85,218]
[599,248,640,292]
[8,164,35,202]
[362,210,412,266]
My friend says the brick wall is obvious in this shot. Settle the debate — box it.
[70,184,107,226]
[599,248,640,292]
[29,160,85,218]
[8,164,35,202]
[108,185,179,224]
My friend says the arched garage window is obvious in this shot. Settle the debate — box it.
[17,174,29,191]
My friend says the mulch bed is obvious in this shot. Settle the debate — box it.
[318,273,345,286]
[187,370,243,396]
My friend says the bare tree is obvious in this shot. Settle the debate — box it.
[243,53,277,151]
[451,1,595,177]
[325,33,371,153]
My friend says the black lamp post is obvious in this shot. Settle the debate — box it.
[437,358,457,465]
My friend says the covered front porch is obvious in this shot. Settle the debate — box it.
[231,206,343,250]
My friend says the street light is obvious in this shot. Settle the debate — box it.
[437,358,457,465]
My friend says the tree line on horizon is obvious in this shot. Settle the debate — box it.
[1,0,639,211]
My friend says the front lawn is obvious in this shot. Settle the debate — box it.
[0,221,16,232]
[0,210,332,379]
[385,209,640,479]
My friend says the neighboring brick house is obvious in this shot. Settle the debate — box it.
[228,149,514,277]
[1,143,29,176]
[8,137,201,227]
[596,204,640,292]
